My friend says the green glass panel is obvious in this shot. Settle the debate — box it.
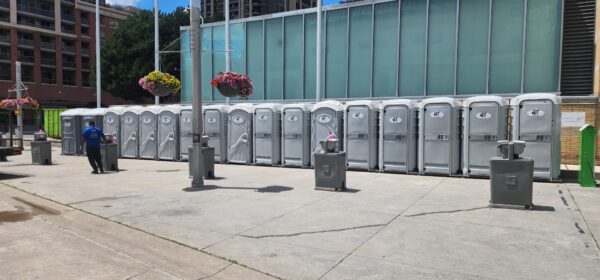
[489,0,524,94]
[524,0,562,93]
[284,15,304,100]
[399,0,427,96]
[246,21,264,100]
[213,25,226,101]
[457,0,489,95]
[325,9,348,99]
[427,0,457,96]
[230,23,245,74]
[304,13,316,100]
[265,18,283,100]
[348,5,372,98]
[373,1,399,98]
[180,29,192,102]
[201,27,213,101]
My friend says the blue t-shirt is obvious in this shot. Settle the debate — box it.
[82,126,105,148]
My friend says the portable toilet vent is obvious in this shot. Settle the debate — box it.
[311,100,344,166]
[344,100,380,171]
[227,103,254,164]
[380,99,419,174]
[203,104,230,163]
[282,103,312,167]
[253,103,282,166]
[120,106,144,159]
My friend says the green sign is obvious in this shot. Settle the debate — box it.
[578,124,597,188]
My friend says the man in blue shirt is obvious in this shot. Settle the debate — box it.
[81,120,106,174]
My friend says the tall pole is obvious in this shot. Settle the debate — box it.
[315,0,322,102]
[154,0,160,105]
[224,0,231,105]
[15,61,23,141]
[190,0,204,188]
[95,0,101,108]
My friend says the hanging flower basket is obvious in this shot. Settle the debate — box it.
[17,97,39,109]
[210,72,253,100]
[0,99,18,111]
[139,70,181,97]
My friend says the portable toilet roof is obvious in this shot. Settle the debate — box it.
[60,108,88,116]
[282,103,313,111]
[106,106,127,115]
[381,99,418,109]
[253,103,282,112]
[510,93,561,106]
[311,100,344,112]
[123,106,144,114]
[228,103,253,114]
[160,105,183,114]
[344,100,381,110]
[203,104,230,113]
[141,105,162,114]
[83,108,109,116]
[463,96,508,107]
[419,97,462,108]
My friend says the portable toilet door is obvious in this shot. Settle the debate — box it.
[463,96,508,177]
[282,103,312,167]
[60,108,86,155]
[179,106,193,160]
[139,106,161,160]
[103,106,126,156]
[344,100,380,171]
[419,97,462,176]
[158,105,181,161]
[81,108,108,154]
[253,103,282,166]
[227,103,253,164]
[204,104,230,163]
[120,106,143,158]
[510,93,561,181]
[311,100,344,165]
[380,99,419,173]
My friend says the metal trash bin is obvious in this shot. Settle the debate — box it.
[463,96,509,177]
[203,104,229,163]
[31,131,51,165]
[253,103,282,166]
[418,97,462,176]
[510,93,561,181]
[490,141,534,209]
[158,105,182,161]
[344,100,380,171]
[282,103,312,168]
[179,105,193,160]
[60,108,87,155]
[120,106,144,159]
[311,100,344,166]
[227,104,253,164]
[102,142,119,171]
[103,106,126,157]
[380,99,419,174]
[188,137,215,179]
[314,139,346,191]
[139,106,161,160]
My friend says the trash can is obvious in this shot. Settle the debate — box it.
[379,99,419,174]
[253,103,282,166]
[158,105,182,161]
[282,103,312,168]
[102,141,119,171]
[60,108,87,155]
[120,106,144,159]
[463,96,509,177]
[227,104,253,164]
[203,104,229,163]
[344,100,380,171]
[314,139,346,191]
[490,141,534,209]
[418,97,462,176]
[188,136,215,179]
[103,106,126,157]
[179,105,193,160]
[139,106,161,160]
[510,93,561,181]
[31,130,51,165]
[311,100,344,166]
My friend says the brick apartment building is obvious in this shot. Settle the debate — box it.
[202,0,316,20]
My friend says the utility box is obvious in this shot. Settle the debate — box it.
[314,140,346,191]
[139,106,161,160]
[254,103,282,166]
[344,100,380,171]
[419,97,462,176]
[188,145,215,179]
[103,106,126,157]
[102,143,119,171]
[60,108,87,155]
[158,105,182,161]
[490,141,534,209]
[120,106,144,159]
[311,100,344,166]
[463,96,509,177]
[578,125,597,188]
[227,104,253,164]
[282,104,312,167]
[510,93,561,181]
[380,99,419,174]
[203,104,229,163]
[31,131,51,165]
[179,106,193,160]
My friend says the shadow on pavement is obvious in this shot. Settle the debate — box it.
[182,185,294,193]
[0,172,30,180]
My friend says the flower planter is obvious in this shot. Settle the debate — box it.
[217,84,240,98]
[149,84,172,97]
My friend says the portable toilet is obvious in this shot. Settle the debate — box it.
[253,103,283,166]
[203,104,230,163]
[158,105,182,161]
[227,103,253,164]
[418,97,462,176]
[463,96,509,177]
[179,105,193,160]
[120,106,144,159]
[60,108,87,155]
[81,108,108,154]
[282,103,312,167]
[139,106,161,160]
[311,100,344,164]
[344,100,380,171]
[103,106,126,156]
[510,93,561,181]
[380,99,419,174]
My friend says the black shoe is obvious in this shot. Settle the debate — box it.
[100,169,104,174]
[92,170,99,174]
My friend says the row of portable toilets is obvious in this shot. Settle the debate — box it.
[59,93,561,181]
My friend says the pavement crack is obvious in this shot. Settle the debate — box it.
[403,206,489,217]
[240,224,386,239]
[197,264,232,280]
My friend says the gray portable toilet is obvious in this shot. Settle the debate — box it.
[139,106,161,160]
[81,108,108,153]
[463,96,509,177]
[179,105,193,160]
[253,103,282,166]
[380,99,419,174]
[158,105,182,161]
[120,106,144,159]
[311,100,344,165]
[227,103,253,164]
[282,103,312,167]
[203,104,230,163]
[344,100,380,171]
[419,97,462,176]
[103,106,126,156]
[60,108,87,155]
[510,93,561,181]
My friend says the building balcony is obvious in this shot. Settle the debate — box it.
[0,34,9,45]
[61,25,75,34]
[17,4,55,19]
[62,61,76,68]
[81,17,89,26]
[18,20,55,31]
[81,48,90,56]
[81,63,90,70]
[40,41,55,51]
[62,45,75,53]
[61,0,75,6]
[18,38,34,47]
[61,13,75,22]
[18,56,34,63]
[0,0,9,9]
[0,53,10,61]
[41,57,56,66]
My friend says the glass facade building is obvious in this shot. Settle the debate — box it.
[180,0,563,103]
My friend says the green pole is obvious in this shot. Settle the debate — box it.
[578,124,597,187]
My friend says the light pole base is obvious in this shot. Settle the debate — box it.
[191,179,204,188]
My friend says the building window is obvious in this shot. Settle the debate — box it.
[41,51,55,66]
[109,18,119,29]
[41,67,56,84]
[21,65,34,82]
[62,54,76,68]
[0,46,10,61]
[18,49,34,63]
[82,71,91,87]
[81,56,90,70]
[63,70,76,86]
[40,35,55,51]
[0,63,10,81]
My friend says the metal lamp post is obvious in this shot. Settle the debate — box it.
[190,0,204,188]
[96,0,101,108]
[224,0,231,105]
[316,0,322,102]
[154,0,160,105]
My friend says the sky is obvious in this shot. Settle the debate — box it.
[107,0,338,12]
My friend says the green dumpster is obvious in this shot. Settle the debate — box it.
[43,108,67,139]
[578,124,597,188]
